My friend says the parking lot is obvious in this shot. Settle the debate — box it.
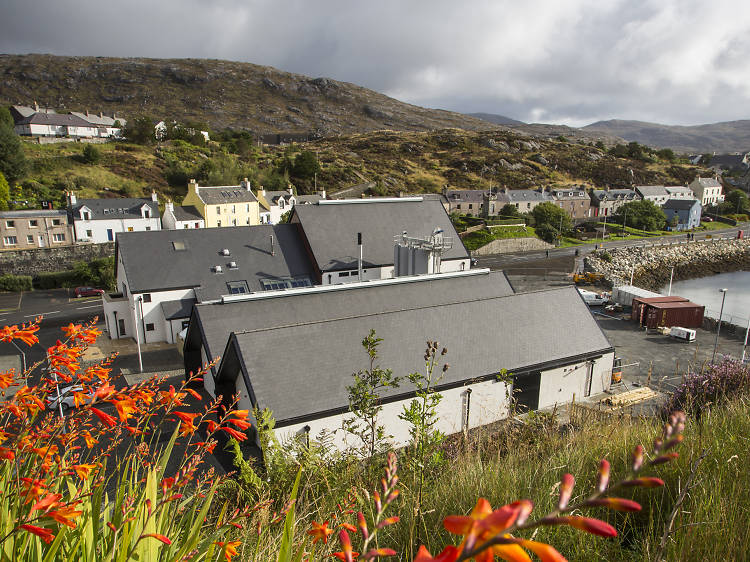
[595,311,746,393]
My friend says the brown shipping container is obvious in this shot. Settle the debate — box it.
[631,296,688,322]
[642,301,705,329]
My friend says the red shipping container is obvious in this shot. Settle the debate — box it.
[642,300,705,329]
[631,296,688,323]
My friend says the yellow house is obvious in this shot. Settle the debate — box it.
[181,178,261,228]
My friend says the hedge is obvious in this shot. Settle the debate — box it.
[0,274,33,292]
[34,270,80,290]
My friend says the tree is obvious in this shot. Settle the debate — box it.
[0,107,12,129]
[343,330,400,458]
[291,150,321,180]
[532,201,572,242]
[123,114,155,144]
[0,122,27,185]
[81,143,101,164]
[723,188,749,215]
[614,200,667,232]
[0,171,9,211]
[656,148,676,162]
[499,203,521,218]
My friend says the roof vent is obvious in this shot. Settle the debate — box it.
[214,265,223,274]
[220,248,230,256]
[228,261,238,269]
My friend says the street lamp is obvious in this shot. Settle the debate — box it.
[712,288,729,365]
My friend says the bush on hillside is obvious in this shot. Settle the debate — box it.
[664,357,750,416]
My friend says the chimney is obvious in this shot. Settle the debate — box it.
[288,184,294,196]
[188,178,198,194]
[165,200,174,213]
[86,110,89,117]
[241,178,251,191]
[99,111,103,119]
[34,101,39,112]
[398,190,405,198]
[320,190,326,199]
[151,191,158,202]
[67,191,77,206]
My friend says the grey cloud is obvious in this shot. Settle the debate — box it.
[2,0,750,126]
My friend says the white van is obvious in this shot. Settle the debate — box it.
[577,288,609,306]
[669,326,696,342]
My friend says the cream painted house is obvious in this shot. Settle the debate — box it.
[181,179,261,228]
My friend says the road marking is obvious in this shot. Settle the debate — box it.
[76,304,102,310]
[23,310,60,318]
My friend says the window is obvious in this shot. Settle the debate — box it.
[194,222,200,228]
[3,236,17,246]
[216,206,221,214]
[246,204,250,212]
[279,199,285,209]
[145,323,155,332]
[144,209,151,218]
[86,230,93,238]
[53,233,65,242]
[184,224,189,229]
[142,294,152,303]
[231,205,236,213]
[339,271,350,277]
[82,212,91,220]
[5,221,14,228]
[145,226,151,231]
[28,220,38,228]
[52,219,61,226]
[172,241,186,251]
[217,220,222,227]
[468,204,473,209]
[260,277,313,291]
[232,219,237,226]
[181,320,190,330]
[26,235,33,244]
[227,281,249,294]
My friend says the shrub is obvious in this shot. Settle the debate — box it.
[34,270,79,289]
[81,143,101,164]
[600,251,612,262]
[0,273,32,292]
[664,357,750,416]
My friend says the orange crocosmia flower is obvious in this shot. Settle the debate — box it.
[227,417,253,430]
[113,399,138,422]
[73,391,90,409]
[414,545,461,562]
[0,324,40,346]
[80,430,97,449]
[0,446,15,460]
[91,407,117,428]
[194,441,217,453]
[48,505,83,528]
[61,323,81,339]
[444,499,530,562]
[72,464,97,480]
[143,533,172,545]
[30,493,62,513]
[94,383,116,401]
[185,388,202,400]
[21,478,48,503]
[214,540,242,561]
[308,520,334,544]
[222,427,248,441]
[174,411,198,434]
[0,371,14,389]
[159,385,185,406]
[20,524,55,544]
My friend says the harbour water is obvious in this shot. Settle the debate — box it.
[659,271,750,326]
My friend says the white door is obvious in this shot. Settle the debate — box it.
[38,235,45,248]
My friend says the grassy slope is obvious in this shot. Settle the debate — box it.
[238,397,750,561]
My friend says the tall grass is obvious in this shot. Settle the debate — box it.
[233,397,750,561]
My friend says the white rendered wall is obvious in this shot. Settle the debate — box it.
[275,377,512,452]
[135,288,196,344]
[537,353,614,409]
[74,217,162,243]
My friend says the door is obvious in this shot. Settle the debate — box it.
[513,372,541,413]
[38,235,45,247]
[118,319,126,336]
[107,229,114,241]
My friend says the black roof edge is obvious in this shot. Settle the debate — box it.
[269,346,615,428]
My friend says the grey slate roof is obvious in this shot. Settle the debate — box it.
[69,112,125,127]
[17,113,93,127]
[196,186,258,204]
[591,189,638,202]
[0,209,68,219]
[161,299,197,320]
[445,189,488,203]
[71,198,159,221]
[505,189,553,203]
[218,285,612,425]
[635,185,668,198]
[291,199,468,271]
[116,224,315,299]
[295,194,324,204]
[172,205,203,221]
[190,270,514,374]
[665,186,694,197]
[663,199,700,211]
[694,177,722,188]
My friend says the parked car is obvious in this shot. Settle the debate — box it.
[46,385,94,411]
[74,287,105,298]
[703,217,713,222]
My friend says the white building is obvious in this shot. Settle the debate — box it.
[103,224,315,344]
[161,202,205,230]
[257,186,326,224]
[15,112,99,138]
[665,186,696,201]
[190,271,614,457]
[290,197,471,285]
[69,111,125,138]
[689,177,725,207]
[67,192,162,244]
[635,185,670,206]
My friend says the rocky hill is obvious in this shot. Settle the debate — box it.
[467,112,525,126]
[583,119,750,154]
[0,54,500,136]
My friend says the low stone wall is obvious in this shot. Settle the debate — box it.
[472,237,553,256]
[458,224,485,238]
[0,243,115,276]
[584,238,750,291]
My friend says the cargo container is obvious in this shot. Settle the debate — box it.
[611,285,662,307]
[632,296,688,323]
[641,300,705,329]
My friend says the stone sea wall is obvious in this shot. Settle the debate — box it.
[0,243,114,277]
[472,237,553,256]
[584,238,750,291]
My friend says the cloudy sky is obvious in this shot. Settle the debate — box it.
[2,0,750,126]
